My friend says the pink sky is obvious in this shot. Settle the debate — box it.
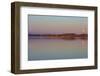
[28,15,88,34]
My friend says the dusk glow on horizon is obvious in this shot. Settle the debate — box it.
[28,15,88,34]
[28,15,88,60]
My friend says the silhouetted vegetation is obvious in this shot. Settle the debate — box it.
[29,33,88,40]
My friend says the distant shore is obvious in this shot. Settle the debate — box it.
[28,33,88,40]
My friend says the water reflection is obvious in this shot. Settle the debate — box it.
[28,38,88,61]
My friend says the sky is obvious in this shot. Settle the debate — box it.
[28,15,88,34]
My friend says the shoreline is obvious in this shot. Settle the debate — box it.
[28,33,88,40]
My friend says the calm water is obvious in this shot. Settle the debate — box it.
[28,39,88,61]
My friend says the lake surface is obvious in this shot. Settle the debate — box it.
[28,38,88,61]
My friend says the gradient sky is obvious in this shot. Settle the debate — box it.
[28,15,88,34]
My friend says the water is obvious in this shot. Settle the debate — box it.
[28,39,88,61]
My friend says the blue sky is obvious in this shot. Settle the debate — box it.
[28,15,88,34]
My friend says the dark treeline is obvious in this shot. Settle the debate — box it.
[28,33,87,40]
[29,33,87,37]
